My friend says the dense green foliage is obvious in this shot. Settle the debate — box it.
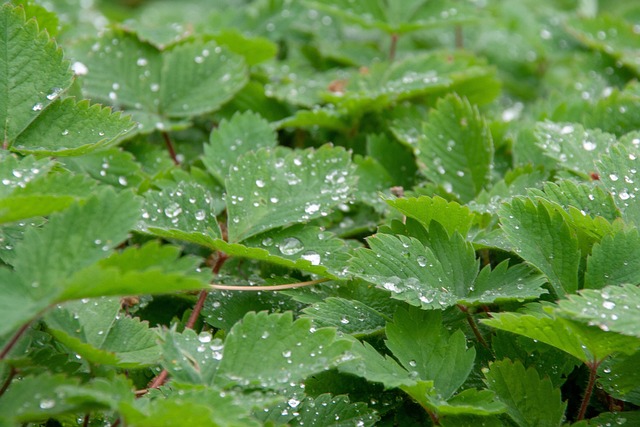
[1,0,640,425]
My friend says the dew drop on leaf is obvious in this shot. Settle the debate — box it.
[279,237,304,255]
[164,203,182,218]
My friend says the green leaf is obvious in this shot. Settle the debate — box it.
[585,228,640,289]
[460,261,548,305]
[0,4,72,145]
[45,297,160,368]
[225,145,356,242]
[73,29,247,132]
[61,147,146,189]
[58,241,211,300]
[302,297,388,336]
[424,388,506,417]
[292,394,378,427]
[499,198,580,296]
[210,30,277,66]
[566,14,640,76]
[305,0,473,34]
[0,374,79,422]
[338,339,417,389]
[202,110,278,184]
[349,233,460,310]
[597,144,640,226]
[216,311,352,390]
[534,121,615,178]
[159,329,222,385]
[138,181,222,247]
[484,359,566,427]
[416,94,493,202]
[385,307,475,399]
[482,308,640,363]
[386,195,475,237]
[556,284,640,338]
[598,351,640,404]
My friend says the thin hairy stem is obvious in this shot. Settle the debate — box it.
[577,361,601,420]
[0,367,17,398]
[210,278,328,291]
[457,304,490,350]
[389,33,399,61]
[162,131,180,165]
[0,321,32,360]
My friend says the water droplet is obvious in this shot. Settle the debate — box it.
[164,203,182,218]
[71,61,88,75]
[602,301,616,310]
[416,256,428,267]
[32,103,43,111]
[137,57,148,66]
[262,237,274,247]
[198,331,212,343]
[301,251,321,265]
[118,176,128,186]
[340,316,350,324]
[282,350,292,358]
[255,179,265,188]
[609,174,619,181]
[583,141,597,151]
[305,203,321,215]
[61,129,69,136]
[39,399,56,409]
[46,87,63,100]
[279,237,304,255]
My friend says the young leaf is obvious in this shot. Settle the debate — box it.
[499,198,580,296]
[385,307,475,399]
[416,94,493,202]
[45,297,160,368]
[138,181,222,247]
[202,110,278,184]
[215,311,352,390]
[585,228,640,289]
[556,284,640,338]
[225,145,356,242]
[484,359,566,427]
[386,195,475,237]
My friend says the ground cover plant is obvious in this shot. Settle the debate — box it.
[2,0,640,425]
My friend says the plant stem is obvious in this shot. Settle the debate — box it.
[577,361,600,420]
[210,278,328,291]
[148,252,229,390]
[455,25,464,49]
[457,304,490,350]
[0,321,32,360]
[389,33,399,61]
[82,414,90,427]
[162,131,180,165]
[0,367,17,398]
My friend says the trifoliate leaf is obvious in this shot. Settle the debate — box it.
[556,284,640,338]
[0,4,72,145]
[58,241,211,300]
[385,195,475,237]
[215,311,352,390]
[499,198,580,296]
[484,359,566,427]
[585,229,640,289]
[385,307,475,399]
[302,297,389,336]
[72,29,247,133]
[291,394,378,427]
[138,181,222,247]
[61,147,146,189]
[597,144,640,226]
[225,145,355,242]
[416,94,493,202]
[202,110,278,184]
[45,297,160,368]
[159,329,222,385]
[338,339,417,389]
[534,121,615,178]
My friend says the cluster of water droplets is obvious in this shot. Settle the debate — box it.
[138,183,215,232]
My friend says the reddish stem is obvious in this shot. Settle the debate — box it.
[455,25,464,49]
[147,252,229,390]
[457,304,490,350]
[162,131,180,165]
[0,321,32,360]
[577,361,601,420]
[389,33,399,61]
[82,414,90,427]
[0,367,17,397]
